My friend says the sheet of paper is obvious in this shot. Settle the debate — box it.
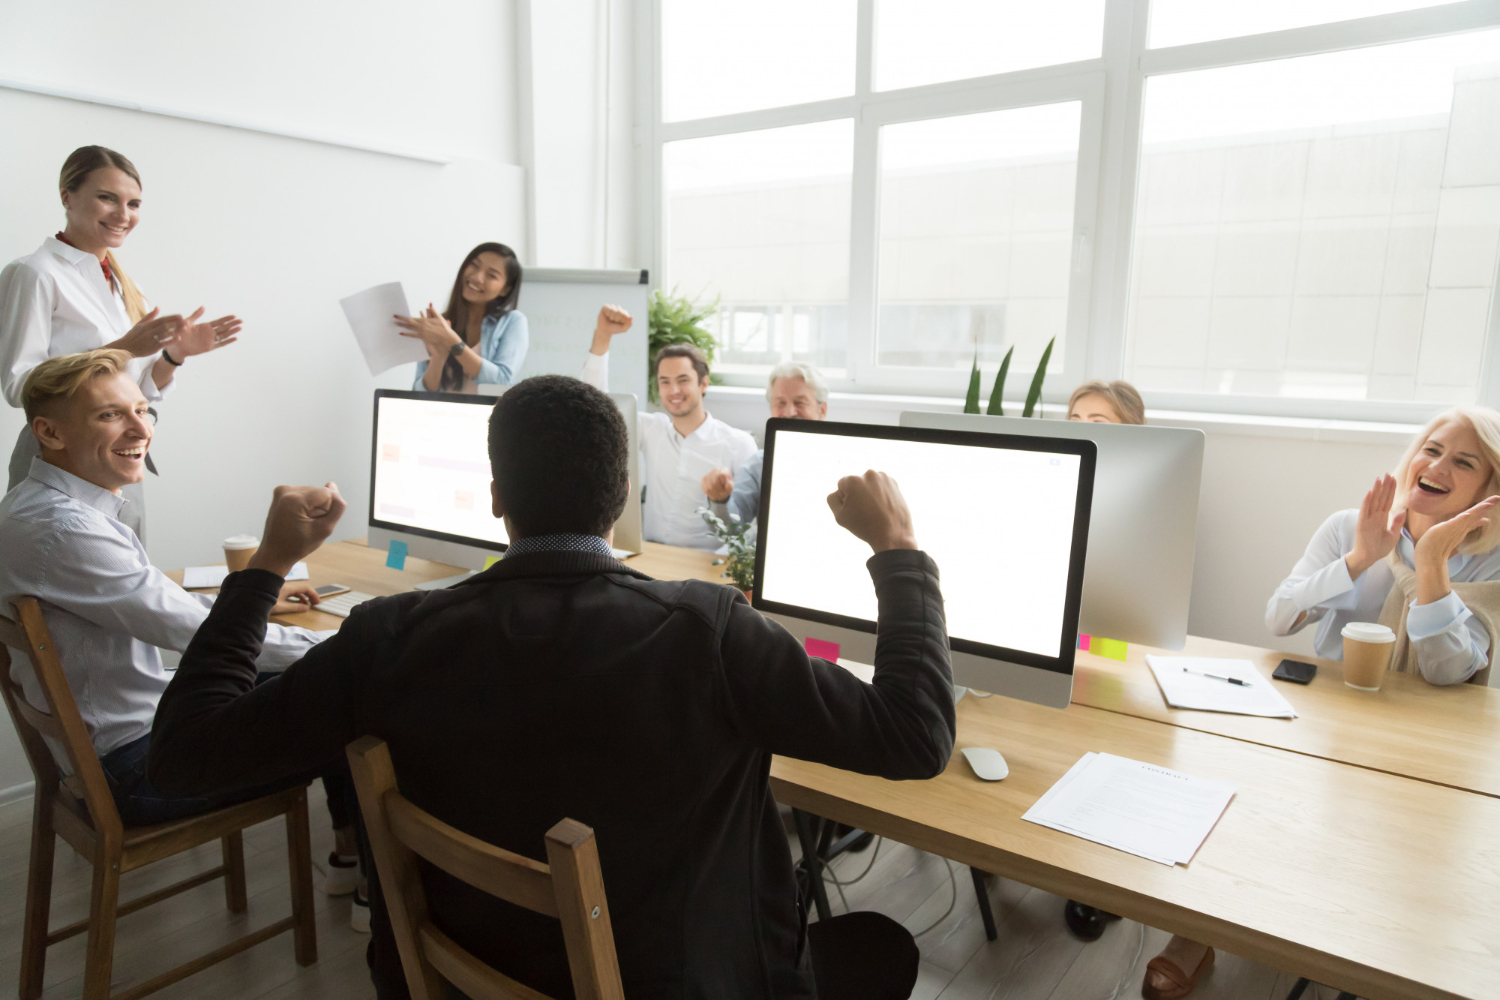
[1146,656,1298,719]
[1023,753,1237,866]
[182,562,308,589]
[340,282,427,377]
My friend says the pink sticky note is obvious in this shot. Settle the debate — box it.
[1077,634,1091,651]
[804,637,841,662]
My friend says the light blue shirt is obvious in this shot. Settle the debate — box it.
[1266,508,1500,685]
[711,450,763,530]
[413,309,529,390]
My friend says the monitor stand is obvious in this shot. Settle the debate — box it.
[414,570,479,591]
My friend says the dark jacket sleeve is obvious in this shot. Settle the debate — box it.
[148,569,375,795]
[716,548,955,779]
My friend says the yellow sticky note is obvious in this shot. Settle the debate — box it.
[1093,637,1129,661]
[483,556,501,570]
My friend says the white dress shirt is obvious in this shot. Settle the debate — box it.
[0,458,329,762]
[1265,508,1500,685]
[581,352,757,550]
[0,236,168,408]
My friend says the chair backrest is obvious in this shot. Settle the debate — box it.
[347,736,626,1000]
[0,597,122,839]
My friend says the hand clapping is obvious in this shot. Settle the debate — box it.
[1345,474,1406,580]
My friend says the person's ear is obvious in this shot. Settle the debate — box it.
[30,414,66,452]
[490,479,505,520]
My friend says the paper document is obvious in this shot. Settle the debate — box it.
[1023,753,1237,866]
[340,282,427,376]
[182,562,308,589]
[1146,656,1297,719]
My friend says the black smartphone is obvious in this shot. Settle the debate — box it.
[1273,659,1317,684]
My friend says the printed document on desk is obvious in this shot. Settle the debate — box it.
[1023,753,1237,866]
[183,562,309,589]
[1146,656,1297,718]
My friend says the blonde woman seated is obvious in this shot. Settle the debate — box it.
[1268,406,1500,686]
[1067,379,1145,424]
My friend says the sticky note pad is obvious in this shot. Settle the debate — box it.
[483,556,501,570]
[1093,637,1129,661]
[805,637,840,662]
[1077,634,1091,651]
[386,539,408,571]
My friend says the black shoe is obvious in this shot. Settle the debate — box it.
[1063,899,1121,942]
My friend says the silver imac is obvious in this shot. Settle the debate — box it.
[367,389,643,590]
[754,419,1096,709]
[900,411,1203,650]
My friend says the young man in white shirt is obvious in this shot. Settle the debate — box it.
[0,349,368,921]
[581,309,757,551]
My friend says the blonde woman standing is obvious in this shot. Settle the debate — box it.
[0,146,241,538]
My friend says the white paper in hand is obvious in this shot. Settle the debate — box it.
[340,282,428,376]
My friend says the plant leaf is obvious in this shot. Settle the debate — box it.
[964,351,981,414]
[987,345,1013,416]
[1023,337,1054,418]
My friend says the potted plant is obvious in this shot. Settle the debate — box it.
[648,287,720,404]
[699,507,755,600]
[964,337,1055,417]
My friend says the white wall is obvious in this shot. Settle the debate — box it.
[0,0,526,794]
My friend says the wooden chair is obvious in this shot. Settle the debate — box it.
[0,597,317,1000]
[347,735,625,1000]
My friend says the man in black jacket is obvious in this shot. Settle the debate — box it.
[149,375,956,999]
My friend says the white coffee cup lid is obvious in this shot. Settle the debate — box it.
[1342,622,1395,643]
[223,534,260,549]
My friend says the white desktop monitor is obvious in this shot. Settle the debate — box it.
[900,411,1204,650]
[367,389,643,589]
[754,419,1096,709]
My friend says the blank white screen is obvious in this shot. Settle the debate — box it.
[761,430,1082,657]
[373,396,508,547]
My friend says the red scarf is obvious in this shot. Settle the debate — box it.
[54,231,114,287]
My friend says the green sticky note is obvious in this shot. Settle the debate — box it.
[483,556,501,570]
[1093,637,1129,661]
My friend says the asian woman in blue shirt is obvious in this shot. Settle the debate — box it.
[397,242,527,392]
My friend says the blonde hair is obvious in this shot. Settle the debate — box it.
[59,146,148,324]
[1393,406,1500,555]
[1068,380,1146,425]
[22,348,134,422]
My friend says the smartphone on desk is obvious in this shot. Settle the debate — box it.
[1273,659,1317,684]
[314,584,351,598]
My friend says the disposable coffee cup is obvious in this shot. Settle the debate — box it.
[1341,622,1395,690]
[223,534,260,573]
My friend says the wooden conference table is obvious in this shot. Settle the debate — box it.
[172,540,1500,1000]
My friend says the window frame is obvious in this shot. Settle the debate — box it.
[644,0,1500,421]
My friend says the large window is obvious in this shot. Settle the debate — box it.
[650,0,1500,418]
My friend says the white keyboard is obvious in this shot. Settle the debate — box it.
[314,591,376,618]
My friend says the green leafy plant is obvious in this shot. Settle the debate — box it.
[699,506,755,592]
[964,339,1053,418]
[648,287,720,404]
[1023,337,1055,418]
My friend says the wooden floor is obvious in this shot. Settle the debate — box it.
[0,788,1352,1000]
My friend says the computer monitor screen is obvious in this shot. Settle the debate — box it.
[369,390,507,553]
[756,420,1095,676]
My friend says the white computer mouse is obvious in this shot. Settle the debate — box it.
[961,746,1009,781]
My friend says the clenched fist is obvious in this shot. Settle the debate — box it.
[247,482,347,578]
[827,470,917,553]
[702,467,735,502]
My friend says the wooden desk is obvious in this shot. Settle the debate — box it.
[771,692,1500,1000]
[171,539,1500,998]
[1072,635,1500,799]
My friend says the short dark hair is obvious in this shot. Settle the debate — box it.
[653,343,710,382]
[488,376,629,537]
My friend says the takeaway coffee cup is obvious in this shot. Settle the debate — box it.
[1341,622,1396,690]
[223,534,260,573]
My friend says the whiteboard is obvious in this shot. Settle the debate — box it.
[515,268,650,404]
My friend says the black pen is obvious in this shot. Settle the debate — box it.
[1181,666,1249,686]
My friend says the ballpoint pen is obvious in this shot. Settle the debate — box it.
[1181,666,1249,686]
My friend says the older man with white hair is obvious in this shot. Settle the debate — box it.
[701,360,828,530]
